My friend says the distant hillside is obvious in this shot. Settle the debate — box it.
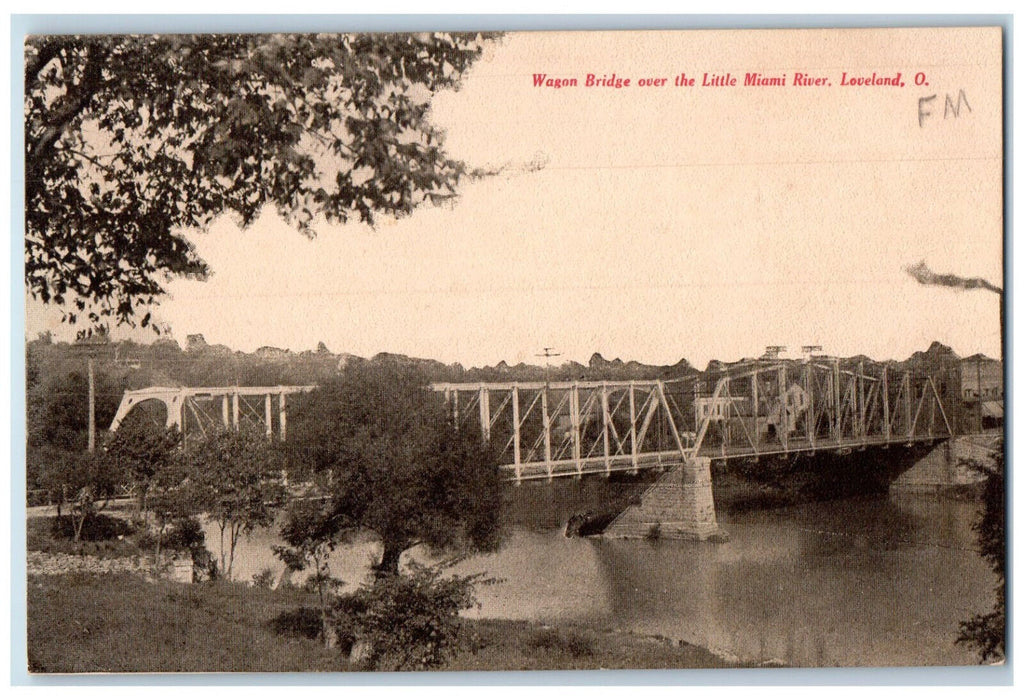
[26,332,990,397]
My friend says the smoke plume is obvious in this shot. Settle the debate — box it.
[903,261,1002,295]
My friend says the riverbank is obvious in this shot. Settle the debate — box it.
[26,571,741,673]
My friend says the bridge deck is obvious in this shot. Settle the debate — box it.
[501,433,945,482]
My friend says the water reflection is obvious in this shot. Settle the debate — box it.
[207,485,995,667]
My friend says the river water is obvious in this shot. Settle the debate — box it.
[214,480,995,668]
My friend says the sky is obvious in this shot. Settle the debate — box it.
[25,28,1004,368]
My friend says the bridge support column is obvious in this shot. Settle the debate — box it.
[603,457,721,540]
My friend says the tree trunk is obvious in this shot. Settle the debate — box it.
[73,512,85,542]
[155,523,165,567]
[218,524,227,578]
[374,541,404,581]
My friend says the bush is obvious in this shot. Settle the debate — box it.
[526,627,594,658]
[252,568,276,590]
[645,522,662,542]
[269,607,322,640]
[162,517,205,554]
[565,630,595,658]
[341,562,484,671]
[526,627,561,650]
[50,513,133,541]
[957,453,1005,662]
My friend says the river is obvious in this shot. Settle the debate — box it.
[211,479,996,668]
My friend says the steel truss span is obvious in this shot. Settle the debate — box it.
[432,361,953,484]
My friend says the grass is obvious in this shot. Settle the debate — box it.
[27,572,739,673]
[449,619,736,671]
[27,573,347,673]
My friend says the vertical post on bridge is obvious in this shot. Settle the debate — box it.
[779,364,788,452]
[511,385,521,482]
[882,365,890,442]
[752,369,759,447]
[601,383,611,476]
[232,390,240,431]
[264,393,273,439]
[479,386,490,442]
[571,382,582,478]
[629,382,638,474]
[858,361,866,438]
[833,359,841,443]
[541,387,552,481]
[222,394,230,429]
[904,372,912,438]
[805,362,814,447]
[279,392,287,441]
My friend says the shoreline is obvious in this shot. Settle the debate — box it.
[26,569,744,673]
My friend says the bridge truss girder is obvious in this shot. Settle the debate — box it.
[433,379,698,482]
[434,361,953,483]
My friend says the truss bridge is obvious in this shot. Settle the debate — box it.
[432,360,953,485]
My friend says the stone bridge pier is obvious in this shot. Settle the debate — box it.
[603,457,720,540]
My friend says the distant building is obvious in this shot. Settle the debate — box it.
[960,355,1003,431]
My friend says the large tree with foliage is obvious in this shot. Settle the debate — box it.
[103,421,181,520]
[182,426,285,579]
[25,32,496,329]
[957,440,1005,662]
[274,490,345,648]
[284,359,503,579]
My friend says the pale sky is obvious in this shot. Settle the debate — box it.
[25,28,1004,368]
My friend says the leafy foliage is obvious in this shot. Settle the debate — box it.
[50,512,133,542]
[25,32,496,329]
[103,421,181,516]
[27,367,123,454]
[274,494,344,646]
[341,562,483,671]
[283,358,504,578]
[956,441,1005,662]
[34,447,126,541]
[180,426,284,578]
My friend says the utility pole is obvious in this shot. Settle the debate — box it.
[536,347,561,383]
[72,333,113,453]
[976,354,984,434]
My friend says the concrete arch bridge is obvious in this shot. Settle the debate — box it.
[108,385,316,440]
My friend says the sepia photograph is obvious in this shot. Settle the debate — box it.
[18,21,1005,675]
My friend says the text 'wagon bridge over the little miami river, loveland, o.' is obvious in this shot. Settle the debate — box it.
[108,358,953,541]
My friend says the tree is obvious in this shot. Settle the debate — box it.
[284,359,504,579]
[183,427,284,579]
[957,440,1005,662]
[41,449,125,541]
[26,367,122,455]
[25,32,497,329]
[103,422,181,521]
[274,491,345,648]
